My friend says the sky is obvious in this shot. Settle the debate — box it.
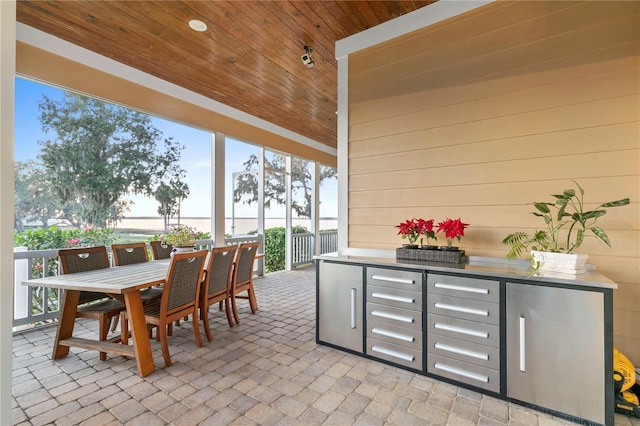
[14,77,337,220]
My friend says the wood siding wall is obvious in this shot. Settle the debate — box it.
[347,2,640,362]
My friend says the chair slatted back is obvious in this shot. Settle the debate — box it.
[111,242,149,266]
[58,246,111,304]
[205,246,237,296]
[59,246,110,274]
[233,242,259,287]
[150,240,173,260]
[163,250,207,314]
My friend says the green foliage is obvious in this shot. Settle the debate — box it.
[195,230,212,240]
[15,226,70,250]
[264,227,286,273]
[502,230,551,260]
[34,92,188,228]
[14,225,115,285]
[160,224,197,246]
[151,226,211,245]
[14,225,115,250]
[155,183,177,231]
[503,181,629,258]
[263,225,310,273]
[14,160,60,231]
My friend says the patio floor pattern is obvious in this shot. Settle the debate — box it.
[12,265,640,426]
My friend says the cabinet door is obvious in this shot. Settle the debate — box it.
[318,262,363,353]
[506,283,605,424]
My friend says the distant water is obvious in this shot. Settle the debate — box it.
[116,217,338,235]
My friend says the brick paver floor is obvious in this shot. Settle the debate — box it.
[12,266,640,425]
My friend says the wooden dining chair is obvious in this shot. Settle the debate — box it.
[150,240,173,260]
[148,241,192,333]
[111,242,163,304]
[200,245,237,341]
[230,241,260,324]
[58,246,126,361]
[148,241,192,331]
[121,249,207,367]
[111,242,149,266]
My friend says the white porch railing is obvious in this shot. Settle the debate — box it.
[319,230,338,254]
[13,235,264,330]
[292,233,314,267]
[291,230,338,267]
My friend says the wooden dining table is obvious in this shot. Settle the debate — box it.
[21,259,171,377]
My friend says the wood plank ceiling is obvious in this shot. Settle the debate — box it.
[16,0,434,150]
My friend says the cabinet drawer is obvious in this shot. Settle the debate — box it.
[427,274,499,303]
[367,284,422,311]
[367,337,423,370]
[427,334,499,370]
[428,294,499,325]
[428,353,500,393]
[367,320,423,352]
[367,267,422,293]
[427,314,499,347]
[367,302,422,332]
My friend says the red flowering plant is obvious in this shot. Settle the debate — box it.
[396,219,422,246]
[436,218,469,248]
[416,218,437,247]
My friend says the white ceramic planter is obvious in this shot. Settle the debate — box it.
[531,250,589,275]
[170,246,195,257]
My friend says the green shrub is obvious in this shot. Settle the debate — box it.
[14,225,115,250]
[264,227,286,273]
[14,226,117,314]
[263,225,309,273]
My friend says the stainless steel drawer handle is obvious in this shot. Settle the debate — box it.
[370,310,415,323]
[434,322,489,339]
[434,302,489,317]
[434,342,489,360]
[350,288,357,329]
[371,345,414,362]
[371,292,415,304]
[434,283,489,295]
[371,275,415,285]
[371,327,415,343]
[434,362,489,383]
[519,315,526,372]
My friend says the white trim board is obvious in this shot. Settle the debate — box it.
[335,0,494,59]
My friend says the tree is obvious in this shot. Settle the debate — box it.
[168,176,190,225]
[37,93,188,227]
[14,160,61,231]
[233,153,337,217]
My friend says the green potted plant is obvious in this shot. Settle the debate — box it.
[162,224,198,255]
[502,181,629,273]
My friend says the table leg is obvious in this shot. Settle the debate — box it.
[123,290,155,377]
[53,289,80,359]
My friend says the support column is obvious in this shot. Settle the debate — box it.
[0,1,16,423]
[212,132,225,246]
[336,54,348,252]
[256,148,265,275]
[312,162,320,255]
[285,155,292,270]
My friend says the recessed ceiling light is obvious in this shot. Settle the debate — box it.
[188,20,207,32]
